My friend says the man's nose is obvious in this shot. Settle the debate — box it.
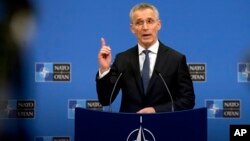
[142,22,149,29]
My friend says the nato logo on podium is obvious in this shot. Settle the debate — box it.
[127,116,156,141]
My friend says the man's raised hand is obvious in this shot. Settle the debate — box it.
[98,37,112,74]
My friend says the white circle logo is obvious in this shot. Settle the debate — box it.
[126,116,156,141]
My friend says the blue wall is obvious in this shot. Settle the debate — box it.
[8,0,250,140]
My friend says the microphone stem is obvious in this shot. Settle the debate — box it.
[109,73,123,112]
[158,73,175,112]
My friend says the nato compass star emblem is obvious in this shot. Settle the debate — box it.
[126,116,156,141]
[241,67,250,80]
[40,67,49,78]
[206,100,224,118]
[209,104,219,115]
[238,63,250,82]
[35,63,53,82]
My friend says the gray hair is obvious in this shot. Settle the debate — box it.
[129,3,160,22]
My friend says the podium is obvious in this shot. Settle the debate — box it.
[75,108,207,141]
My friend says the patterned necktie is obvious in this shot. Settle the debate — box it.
[142,50,150,94]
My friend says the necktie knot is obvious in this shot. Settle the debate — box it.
[143,49,150,55]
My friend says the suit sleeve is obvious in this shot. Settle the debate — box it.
[154,55,195,112]
[96,56,122,106]
[174,55,195,110]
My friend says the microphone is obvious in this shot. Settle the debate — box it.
[155,70,175,112]
[109,72,123,112]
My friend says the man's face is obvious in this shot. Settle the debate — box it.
[130,8,161,48]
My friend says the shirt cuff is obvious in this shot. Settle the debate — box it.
[98,68,110,79]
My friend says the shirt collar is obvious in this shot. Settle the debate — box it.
[138,40,159,55]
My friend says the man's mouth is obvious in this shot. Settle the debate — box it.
[142,34,151,38]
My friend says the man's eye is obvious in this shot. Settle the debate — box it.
[147,19,154,24]
[136,21,143,25]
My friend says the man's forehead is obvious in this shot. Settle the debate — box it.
[132,9,156,19]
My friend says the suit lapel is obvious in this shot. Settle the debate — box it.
[147,43,169,94]
[129,46,144,96]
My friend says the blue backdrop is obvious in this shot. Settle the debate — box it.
[7,0,250,141]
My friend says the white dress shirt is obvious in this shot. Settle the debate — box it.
[138,40,159,78]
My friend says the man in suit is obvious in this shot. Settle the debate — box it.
[96,3,195,113]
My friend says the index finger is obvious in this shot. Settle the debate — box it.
[101,37,106,47]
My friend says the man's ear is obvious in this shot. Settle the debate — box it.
[130,24,135,34]
[157,20,162,31]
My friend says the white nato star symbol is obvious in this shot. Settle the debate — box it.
[127,116,155,141]
[134,126,149,141]
[40,67,49,78]
[209,104,219,114]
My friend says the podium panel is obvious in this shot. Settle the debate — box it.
[75,108,207,141]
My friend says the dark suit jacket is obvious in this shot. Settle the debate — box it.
[96,42,195,113]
